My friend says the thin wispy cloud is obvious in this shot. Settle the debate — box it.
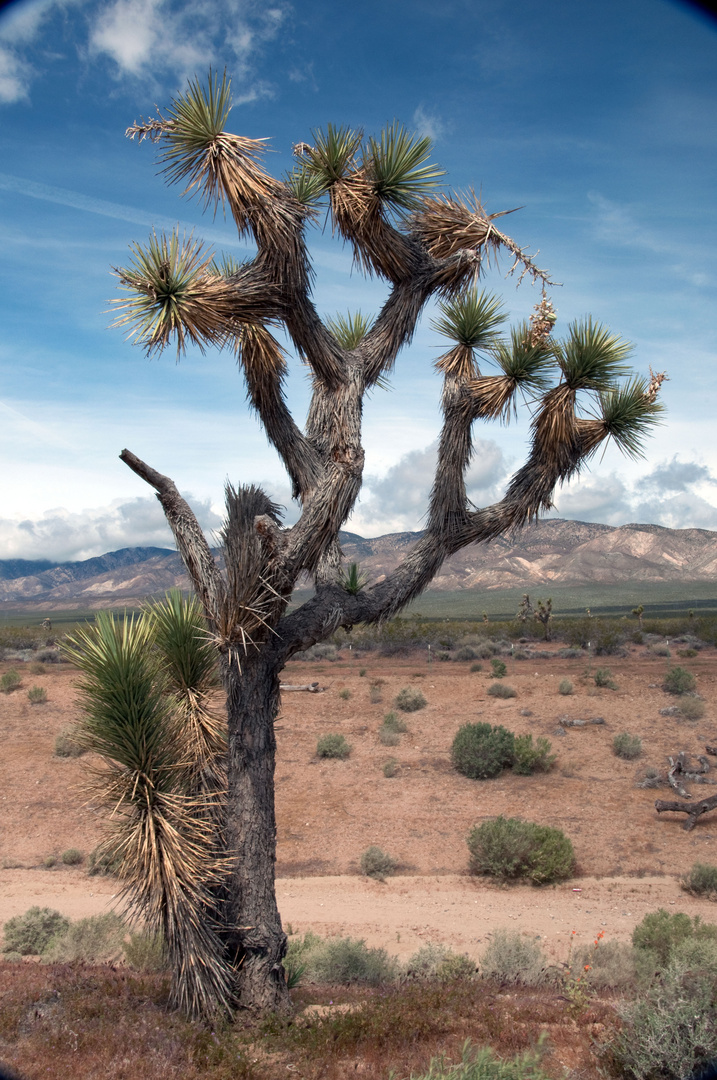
[412,105,448,144]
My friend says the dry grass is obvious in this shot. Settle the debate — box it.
[0,960,616,1079]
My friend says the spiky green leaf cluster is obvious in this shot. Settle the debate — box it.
[555,317,633,390]
[306,123,363,183]
[339,562,369,595]
[364,121,444,212]
[325,310,374,349]
[159,69,233,192]
[491,322,554,393]
[150,590,218,696]
[432,289,507,350]
[598,375,664,459]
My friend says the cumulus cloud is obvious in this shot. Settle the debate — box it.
[552,455,717,531]
[0,494,222,563]
[348,438,509,535]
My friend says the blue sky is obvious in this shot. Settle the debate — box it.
[0,0,716,561]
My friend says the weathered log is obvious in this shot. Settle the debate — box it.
[279,682,325,693]
[558,716,605,728]
[706,745,717,757]
[655,792,717,831]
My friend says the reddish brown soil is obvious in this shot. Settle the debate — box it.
[2,645,717,964]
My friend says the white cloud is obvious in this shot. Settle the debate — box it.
[412,105,448,144]
[0,43,31,103]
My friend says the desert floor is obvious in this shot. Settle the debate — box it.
[2,643,717,963]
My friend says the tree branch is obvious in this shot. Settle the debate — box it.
[119,450,225,625]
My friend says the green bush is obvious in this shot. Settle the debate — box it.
[316,733,351,759]
[394,687,427,712]
[490,658,507,678]
[406,942,475,982]
[0,669,21,693]
[512,735,555,775]
[382,758,399,778]
[123,930,168,972]
[470,661,483,673]
[467,816,575,884]
[359,845,397,880]
[44,912,125,962]
[632,908,717,967]
[53,726,85,758]
[28,662,47,675]
[663,666,696,695]
[379,728,400,746]
[294,932,399,985]
[454,646,477,662]
[451,723,515,780]
[338,688,351,700]
[409,1041,551,1080]
[2,906,70,955]
[594,667,617,689]
[480,928,549,986]
[42,855,57,869]
[613,732,642,760]
[27,685,47,704]
[570,939,636,990]
[558,678,573,695]
[677,696,705,720]
[60,848,83,866]
[682,862,717,899]
[487,682,517,699]
[382,711,407,733]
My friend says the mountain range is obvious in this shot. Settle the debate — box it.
[2,520,717,612]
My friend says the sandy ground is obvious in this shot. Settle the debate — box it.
[2,643,717,962]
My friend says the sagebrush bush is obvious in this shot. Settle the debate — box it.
[512,734,555,775]
[27,685,47,704]
[292,931,399,985]
[123,930,168,972]
[480,928,549,986]
[663,666,696,695]
[594,667,617,689]
[467,816,575,884]
[613,732,642,760]
[360,845,397,879]
[570,939,636,990]
[470,662,483,673]
[28,662,47,675]
[454,646,477,662]
[677,696,705,720]
[487,682,517,699]
[379,728,400,746]
[368,684,382,703]
[632,908,717,966]
[558,678,573,695]
[382,711,407,733]
[451,723,515,780]
[648,643,671,657]
[383,758,399,778]
[61,848,83,865]
[44,912,125,963]
[2,906,69,955]
[406,942,475,981]
[682,862,717,899]
[296,642,338,662]
[338,688,351,700]
[394,687,427,712]
[53,726,85,758]
[316,733,351,759]
[0,669,21,693]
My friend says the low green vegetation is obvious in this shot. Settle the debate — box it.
[359,845,397,880]
[511,734,556,775]
[487,682,516,699]
[2,907,70,955]
[613,732,642,760]
[0,668,21,693]
[558,677,573,695]
[594,667,618,689]
[27,685,47,704]
[316,733,351,759]
[451,725,554,780]
[479,929,549,986]
[681,862,717,899]
[394,686,427,712]
[61,848,83,865]
[467,817,575,884]
[490,657,507,678]
[663,666,697,695]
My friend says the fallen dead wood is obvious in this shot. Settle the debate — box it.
[666,751,714,798]
[279,682,325,693]
[558,716,605,728]
[655,792,717,831]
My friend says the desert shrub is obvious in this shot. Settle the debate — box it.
[663,666,696,695]
[360,845,397,880]
[0,669,21,693]
[454,646,477,662]
[338,688,351,700]
[632,908,717,967]
[678,647,699,658]
[406,942,475,982]
[53,726,85,758]
[570,939,636,990]
[451,723,515,780]
[594,667,617,689]
[379,728,400,746]
[382,711,407,733]
[358,667,366,676]
[480,928,549,986]
[304,934,399,985]
[635,765,663,789]
[512,735,555,775]
[2,951,23,963]
[61,848,83,866]
[368,684,382,703]
[558,678,573,695]
[610,957,717,1080]
[87,843,122,877]
[682,862,717,899]
[123,930,168,972]
[410,1041,551,1080]
[296,642,338,662]
[316,733,351,759]
[27,685,47,704]
[487,682,517,699]
[28,662,47,675]
[474,641,497,659]
[383,758,399,778]
[557,647,584,659]
[44,912,125,963]
[394,686,427,712]
[490,657,507,678]
[593,622,627,655]
[613,732,642,760]
[2,906,70,955]
[42,855,57,869]
[648,643,671,657]
[467,816,575,884]
[470,662,483,672]
[677,696,705,720]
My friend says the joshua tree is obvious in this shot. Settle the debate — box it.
[111,71,663,1016]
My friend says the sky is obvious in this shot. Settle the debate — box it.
[0,0,716,562]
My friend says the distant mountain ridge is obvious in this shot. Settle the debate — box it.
[2,520,717,611]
